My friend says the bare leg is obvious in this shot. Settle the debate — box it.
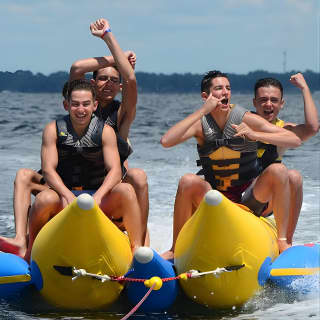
[253,163,291,253]
[99,183,144,252]
[0,168,47,257]
[286,170,303,245]
[123,168,150,246]
[162,174,211,260]
[24,190,62,262]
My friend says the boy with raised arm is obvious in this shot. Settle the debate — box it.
[161,71,301,259]
[253,73,319,244]
[70,18,149,245]
[24,80,144,262]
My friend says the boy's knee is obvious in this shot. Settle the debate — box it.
[264,163,288,183]
[34,190,58,208]
[288,169,303,187]
[15,168,35,186]
[115,183,137,201]
[127,168,148,189]
[178,174,204,195]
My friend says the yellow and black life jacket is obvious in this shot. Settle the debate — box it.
[257,118,284,171]
[197,106,260,191]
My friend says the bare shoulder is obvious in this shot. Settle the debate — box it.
[43,121,58,136]
[42,121,58,145]
[102,124,117,141]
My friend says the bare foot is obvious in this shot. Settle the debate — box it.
[161,250,174,260]
[0,236,27,258]
[278,239,291,254]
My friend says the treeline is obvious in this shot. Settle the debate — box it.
[0,70,319,94]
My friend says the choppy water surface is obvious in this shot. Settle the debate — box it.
[0,91,319,319]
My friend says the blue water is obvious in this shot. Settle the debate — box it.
[0,91,319,319]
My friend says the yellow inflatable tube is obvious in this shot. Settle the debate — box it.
[30,194,132,309]
[174,190,279,308]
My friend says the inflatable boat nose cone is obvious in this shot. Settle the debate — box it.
[204,190,223,206]
[134,246,154,264]
[77,193,94,210]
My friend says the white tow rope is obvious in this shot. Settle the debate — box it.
[187,267,236,278]
[72,267,111,282]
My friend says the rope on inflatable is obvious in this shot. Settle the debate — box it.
[66,265,244,318]
[71,264,245,284]
[120,282,156,320]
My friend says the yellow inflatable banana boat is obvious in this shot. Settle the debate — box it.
[30,193,132,309]
[174,190,279,308]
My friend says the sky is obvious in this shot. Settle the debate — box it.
[1,0,319,75]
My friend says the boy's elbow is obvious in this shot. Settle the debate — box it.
[160,136,170,148]
[294,136,302,147]
[69,62,83,78]
[310,124,320,136]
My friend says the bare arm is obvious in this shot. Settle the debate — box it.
[90,18,137,140]
[284,73,319,141]
[161,93,221,147]
[237,112,301,148]
[69,56,116,81]
[93,125,122,205]
[41,122,75,204]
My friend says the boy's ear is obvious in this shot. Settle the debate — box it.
[63,100,68,111]
[201,92,208,102]
[253,98,257,109]
[93,100,98,112]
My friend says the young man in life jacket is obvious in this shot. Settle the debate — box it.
[24,79,144,262]
[0,18,149,257]
[160,70,302,260]
[0,83,69,258]
[253,73,319,245]
[69,18,149,245]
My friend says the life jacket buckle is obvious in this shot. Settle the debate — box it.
[216,139,226,146]
[72,186,83,191]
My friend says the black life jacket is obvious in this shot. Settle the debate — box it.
[56,115,106,189]
[95,100,133,165]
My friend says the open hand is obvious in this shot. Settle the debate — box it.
[61,193,76,208]
[93,193,102,207]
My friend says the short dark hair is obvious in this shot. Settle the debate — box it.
[254,78,283,99]
[92,66,121,82]
[67,79,96,101]
[62,81,69,99]
[201,70,229,94]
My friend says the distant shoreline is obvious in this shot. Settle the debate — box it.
[0,70,319,93]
